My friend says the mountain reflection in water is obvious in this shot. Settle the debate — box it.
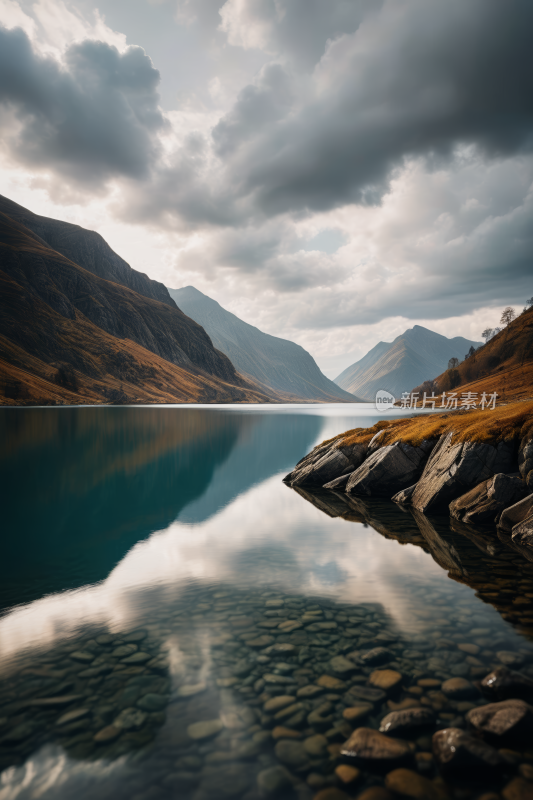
[1,405,533,800]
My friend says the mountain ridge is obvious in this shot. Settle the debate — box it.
[168,285,361,403]
[335,325,482,400]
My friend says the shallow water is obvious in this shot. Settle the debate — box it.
[1,405,533,800]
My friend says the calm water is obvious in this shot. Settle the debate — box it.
[1,405,533,800]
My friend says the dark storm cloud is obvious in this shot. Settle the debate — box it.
[224,0,533,216]
[0,26,165,184]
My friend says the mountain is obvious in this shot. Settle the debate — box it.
[335,325,482,400]
[430,306,533,402]
[0,197,275,405]
[168,285,360,403]
[0,195,174,308]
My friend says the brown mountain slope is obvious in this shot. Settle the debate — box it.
[0,194,175,308]
[0,213,275,405]
[428,306,533,403]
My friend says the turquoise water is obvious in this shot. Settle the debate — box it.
[1,406,532,800]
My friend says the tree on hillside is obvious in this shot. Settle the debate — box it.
[523,297,533,313]
[465,345,476,359]
[481,328,493,343]
[448,357,459,369]
[501,307,516,326]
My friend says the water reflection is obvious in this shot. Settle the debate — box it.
[2,406,533,800]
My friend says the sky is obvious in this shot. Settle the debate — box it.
[1,0,532,377]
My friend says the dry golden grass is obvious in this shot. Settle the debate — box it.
[335,399,533,450]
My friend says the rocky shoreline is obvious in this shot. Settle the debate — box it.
[283,411,533,547]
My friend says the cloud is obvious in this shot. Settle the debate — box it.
[0,25,165,186]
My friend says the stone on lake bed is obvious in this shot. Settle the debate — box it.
[272,726,301,740]
[458,643,480,655]
[466,699,533,737]
[122,630,147,643]
[497,651,524,668]
[329,655,357,675]
[1,723,34,743]
[94,725,121,743]
[312,789,352,800]
[335,764,361,785]
[417,679,441,689]
[28,694,84,707]
[248,636,275,648]
[303,734,328,757]
[369,670,402,691]
[56,708,89,726]
[481,667,533,700]
[112,644,137,658]
[441,678,477,699]
[264,695,294,712]
[121,651,151,665]
[69,651,95,663]
[359,647,394,666]
[380,708,436,734]
[343,704,373,722]
[114,707,147,730]
[257,766,293,795]
[385,768,450,800]
[297,685,324,698]
[136,693,167,711]
[341,727,413,764]
[502,777,533,800]
[316,675,345,690]
[432,728,506,770]
[177,683,206,697]
[187,719,223,740]
[263,673,295,685]
[264,643,295,654]
[274,739,308,767]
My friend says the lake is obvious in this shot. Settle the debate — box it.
[1,405,533,800]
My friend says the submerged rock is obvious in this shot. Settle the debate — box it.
[450,473,528,525]
[411,433,517,513]
[341,727,413,765]
[466,699,533,737]
[379,708,436,735]
[432,728,506,770]
[481,667,533,700]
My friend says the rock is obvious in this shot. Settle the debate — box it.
[264,695,295,712]
[274,739,309,767]
[56,708,89,726]
[316,675,345,690]
[1,722,34,743]
[512,509,533,546]
[369,670,402,691]
[503,777,533,800]
[275,702,304,721]
[304,735,329,757]
[136,693,167,711]
[346,441,434,497]
[27,694,84,707]
[307,703,334,730]
[498,494,533,533]
[272,726,301,740]
[341,727,412,765]
[359,647,393,666]
[284,441,366,488]
[177,683,206,697]
[441,678,477,699]
[112,644,137,658]
[121,651,151,664]
[257,765,293,795]
[498,651,525,668]
[94,725,121,743]
[457,643,479,655]
[392,484,417,505]
[199,764,252,798]
[187,719,223,740]
[355,790,394,800]
[335,765,360,784]
[312,790,352,800]
[481,667,533,700]
[343,705,373,722]
[248,636,275,648]
[519,437,533,481]
[233,659,253,677]
[329,655,357,675]
[114,707,147,730]
[297,685,324,698]
[323,474,351,490]
[69,651,95,663]
[411,433,517,513]
[385,768,450,800]
[379,708,436,735]
[346,686,386,704]
[466,699,533,737]
[450,473,528,525]
[432,728,506,770]
[264,643,296,655]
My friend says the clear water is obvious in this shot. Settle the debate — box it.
[1,405,533,800]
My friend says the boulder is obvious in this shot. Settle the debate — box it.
[519,436,533,482]
[283,441,366,488]
[466,699,533,737]
[391,484,417,505]
[480,667,533,701]
[345,440,435,498]
[512,508,533,546]
[432,728,506,770]
[411,433,517,513]
[450,473,528,525]
[498,494,533,534]
[341,727,413,765]
[379,708,436,735]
